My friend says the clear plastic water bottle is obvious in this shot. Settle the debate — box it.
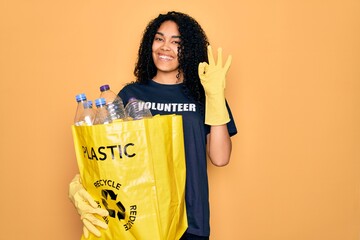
[79,100,96,126]
[74,93,87,126]
[93,98,112,125]
[124,97,152,120]
[99,84,126,121]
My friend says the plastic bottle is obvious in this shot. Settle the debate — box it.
[99,84,126,120]
[124,97,152,120]
[93,98,112,125]
[74,93,87,126]
[79,100,96,126]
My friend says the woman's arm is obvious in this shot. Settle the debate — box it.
[207,125,232,167]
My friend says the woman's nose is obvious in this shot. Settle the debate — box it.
[160,41,170,50]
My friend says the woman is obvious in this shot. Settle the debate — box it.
[69,11,237,239]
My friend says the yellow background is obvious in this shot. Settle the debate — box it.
[0,0,359,239]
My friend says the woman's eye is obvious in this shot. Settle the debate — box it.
[155,37,163,42]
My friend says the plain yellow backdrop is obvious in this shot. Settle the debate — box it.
[0,0,359,239]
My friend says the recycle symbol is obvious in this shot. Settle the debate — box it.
[101,189,126,221]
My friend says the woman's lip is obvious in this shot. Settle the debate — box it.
[158,54,174,60]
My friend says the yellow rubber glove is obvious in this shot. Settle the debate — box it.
[198,45,232,125]
[69,174,109,238]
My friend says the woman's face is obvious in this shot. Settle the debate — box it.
[152,20,181,77]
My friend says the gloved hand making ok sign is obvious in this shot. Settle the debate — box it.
[198,45,232,125]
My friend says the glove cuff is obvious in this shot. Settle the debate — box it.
[204,93,230,125]
[69,174,82,203]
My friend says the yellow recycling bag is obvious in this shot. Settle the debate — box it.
[71,115,187,240]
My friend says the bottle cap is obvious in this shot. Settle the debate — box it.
[76,93,86,102]
[95,98,106,107]
[100,84,110,92]
[88,100,93,108]
[83,100,92,108]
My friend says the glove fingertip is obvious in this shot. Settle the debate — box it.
[89,200,99,209]
[80,191,98,208]
[83,218,102,237]
[198,62,205,68]
[98,209,109,217]
[98,220,109,230]
[225,55,233,71]
[83,226,89,239]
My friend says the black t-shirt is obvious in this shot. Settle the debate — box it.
[119,80,237,236]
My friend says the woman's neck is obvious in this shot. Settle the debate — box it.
[153,72,183,84]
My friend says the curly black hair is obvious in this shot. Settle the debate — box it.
[134,11,209,107]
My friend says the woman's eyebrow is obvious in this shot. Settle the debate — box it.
[155,32,181,39]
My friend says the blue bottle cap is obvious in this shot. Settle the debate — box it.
[87,100,93,108]
[76,93,86,102]
[100,84,110,92]
[95,98,106,107]
[83,100,93,108]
